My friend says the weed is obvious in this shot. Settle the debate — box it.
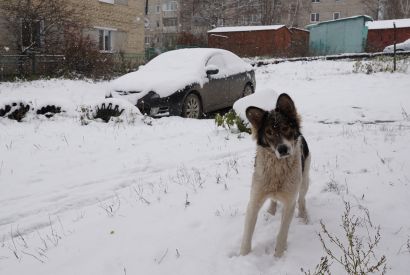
[215,109,251,134]
[302,202,387,275]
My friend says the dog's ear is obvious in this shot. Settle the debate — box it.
[246,106,266,129]
[276,93,297,119]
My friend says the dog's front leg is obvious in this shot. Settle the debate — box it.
[240,193,266,256]
[274,199,296,257]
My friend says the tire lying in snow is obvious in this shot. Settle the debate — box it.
[0,102,31,122]
[94,102,125,123]
[36,105,62,118]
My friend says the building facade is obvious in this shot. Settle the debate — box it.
[0,0,145,56]
[144,0,180,53]
[308,0,377,26]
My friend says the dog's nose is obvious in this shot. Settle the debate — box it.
[277,144,288,156]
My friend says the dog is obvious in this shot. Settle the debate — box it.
[240,93,311,257]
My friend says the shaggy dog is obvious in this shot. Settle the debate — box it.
[240,93,311,257]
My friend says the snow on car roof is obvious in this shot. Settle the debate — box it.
[110,48,252,100]
[208,25,285,33]
[367,18,410,30]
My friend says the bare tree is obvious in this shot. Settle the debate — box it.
[0,0,86,54]
[192,0,228,29]
[385,0,410,18]
[364,0,410,19]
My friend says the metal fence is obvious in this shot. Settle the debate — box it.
[0,54,65,80]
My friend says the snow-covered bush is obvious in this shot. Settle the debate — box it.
[353,56,410,74]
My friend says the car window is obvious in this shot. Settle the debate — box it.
[206,54,226,77]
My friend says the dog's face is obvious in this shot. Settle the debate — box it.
[246,93,301,159]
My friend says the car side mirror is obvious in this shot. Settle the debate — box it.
[205,65,219,76]
[206,68,219,75]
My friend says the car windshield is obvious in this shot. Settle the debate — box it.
[142,49,211,73]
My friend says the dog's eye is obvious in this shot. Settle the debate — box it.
[281,126,290,132]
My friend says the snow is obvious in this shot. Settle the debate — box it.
[1,59,410,274]
[109,48,252,104]
[208,25,285,33]
[367,18,410,30]
[233,88,278,123]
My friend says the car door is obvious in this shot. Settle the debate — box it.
[228,71,248,103]
[201,54,230,112]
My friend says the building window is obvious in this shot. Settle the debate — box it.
[312,0,320,3]
[163,1,177,11]
[21,20,44,50]
[163,17,177,27]
[333,12,340,20]
[156,20,160,28]
[98,29,113,52]
[145,35,152,45]
[156,5,161,13]
[310,13,319,22]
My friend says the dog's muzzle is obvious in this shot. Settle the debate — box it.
[276,144,290,158]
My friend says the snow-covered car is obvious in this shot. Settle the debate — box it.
[383,38,410,53]
[108,48,255,118]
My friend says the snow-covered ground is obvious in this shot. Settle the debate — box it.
[1,60,410,274]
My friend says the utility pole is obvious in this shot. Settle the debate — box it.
[393,21,396,72]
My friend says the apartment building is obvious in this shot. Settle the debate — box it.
[224,0,312,28]
[308,0,377,26]
[144,0,180,51]
[0,0,145,55]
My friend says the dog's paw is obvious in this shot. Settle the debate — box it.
[239,246,251,256]
[274,245,287,258]
[297,211,309,224]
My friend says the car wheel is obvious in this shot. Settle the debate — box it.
[243,84,254,97]
[182,93,202,119]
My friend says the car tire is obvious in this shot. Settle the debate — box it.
[182,93,202,119]
[243,84,254,97]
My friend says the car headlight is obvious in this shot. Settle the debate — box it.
[148,91,160,99]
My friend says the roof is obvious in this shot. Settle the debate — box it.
[289,27,309,33]
[366,18,410,30]
[208,25,286,33]
[306,15,373,29]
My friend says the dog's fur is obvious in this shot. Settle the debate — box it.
[240,93,311,257]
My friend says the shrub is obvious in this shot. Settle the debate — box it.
[302,202,387,275]
[215,109,251,134]
[353,56,409,74]
[61,31,114,79]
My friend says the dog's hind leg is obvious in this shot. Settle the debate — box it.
[240,192,266,256]
[274,198,296,257]
[298,155,311,223]
[267,200,277,216]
